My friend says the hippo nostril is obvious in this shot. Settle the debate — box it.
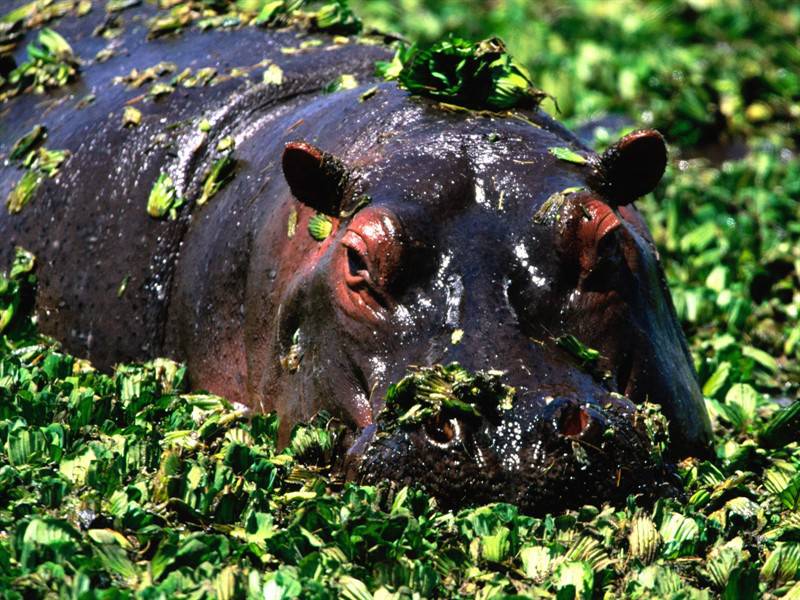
[424,414,461,447]
[559,403,590,437]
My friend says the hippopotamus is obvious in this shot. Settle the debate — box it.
[0,3,712,512]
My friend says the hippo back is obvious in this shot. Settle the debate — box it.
[0,3,389,368]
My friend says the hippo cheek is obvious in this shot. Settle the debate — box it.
[557,196,712,457]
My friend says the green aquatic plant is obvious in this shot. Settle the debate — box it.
[380,36,548,111]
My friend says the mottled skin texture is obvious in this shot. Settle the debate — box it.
[0,5,712,512]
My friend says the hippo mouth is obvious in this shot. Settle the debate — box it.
[352,365,679,513]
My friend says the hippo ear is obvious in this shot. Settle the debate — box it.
[588,129,667,206]
[282,141,348,216]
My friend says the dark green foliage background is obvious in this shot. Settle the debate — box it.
[1,0,800,598]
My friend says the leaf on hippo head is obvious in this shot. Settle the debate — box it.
[308,213,333,241]
[555,334,601,366]
[549,146,589,165]
[198,155,236,206]
[147,172,184,219]
[385,36,548,112]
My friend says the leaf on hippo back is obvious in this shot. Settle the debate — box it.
[323,73,358,94]
[148,82,174,99]
[359,86,378,102]
[147,172,183,219]
[311,1,362,35]
[549,146,589,165]
[262,63,283,86]
[376,44,414,81]
[122,105,141,128]
[147,12,191,39]
[6,169,42,214]
[198,155,236,206]
[308,213,333,241]
[33,147,69,177]
[181,67,217,88]
[38,28,73,61]
[106,0,141,13]
[9,124,46,162]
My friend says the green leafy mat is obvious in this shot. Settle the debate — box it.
[2,0,800,597]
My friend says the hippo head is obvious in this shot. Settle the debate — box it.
[247,86,712,512]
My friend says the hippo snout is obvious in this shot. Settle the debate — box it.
[353,367,678,513]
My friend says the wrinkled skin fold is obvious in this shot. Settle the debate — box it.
[0,11,712,513]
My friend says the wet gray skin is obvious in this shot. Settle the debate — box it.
[0,9,711,513]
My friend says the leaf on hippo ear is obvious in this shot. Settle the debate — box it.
[587,129,668,206]
[282,141,348,216]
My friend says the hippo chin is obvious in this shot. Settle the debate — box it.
[0,9,711,513]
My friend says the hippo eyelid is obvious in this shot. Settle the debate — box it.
[593,207,622,243]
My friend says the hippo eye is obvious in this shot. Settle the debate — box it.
[582,229,631,293]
